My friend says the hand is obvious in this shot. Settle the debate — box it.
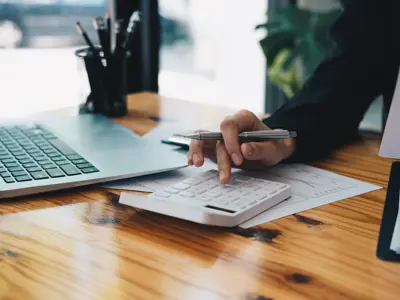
[187,110,296,183]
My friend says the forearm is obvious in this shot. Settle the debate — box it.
[263,0,386,162]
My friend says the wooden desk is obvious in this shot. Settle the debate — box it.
[0,93,399,300]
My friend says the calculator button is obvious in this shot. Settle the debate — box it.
[197,195,212,202]
[195,170,218,181]
[153,192,171,199]
[244,182,261,190]
[200,179,219,189]
[226,179,242,187]
[182,178,203,186]
[164,187,180,194]
[236,187,253,196]
[171,182,190,191]
[215,199,230,206]
[251,191,271,200]
[179,191,195,198]
[232,175,252,182]
[224,194,240,202]
[207,190,222,197]
[187,186,206,195]
[214,185,234,193]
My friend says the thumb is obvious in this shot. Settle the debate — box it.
[241,140,291,166]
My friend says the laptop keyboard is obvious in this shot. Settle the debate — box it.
[0,124,99,184]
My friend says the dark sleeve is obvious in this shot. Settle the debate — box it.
[262,0,387,162]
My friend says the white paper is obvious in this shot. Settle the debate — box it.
[379,66,400,158]
[390,192,400,254]
[238,164,381,228]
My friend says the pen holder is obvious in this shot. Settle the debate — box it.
[75,46,128,117]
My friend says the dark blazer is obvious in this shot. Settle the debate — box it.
[263,0,400,162]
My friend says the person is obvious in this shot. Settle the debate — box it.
[187,0,395,184]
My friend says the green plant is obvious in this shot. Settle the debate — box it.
[256,5,342,98]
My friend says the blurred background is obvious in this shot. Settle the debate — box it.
[0,0,382,132]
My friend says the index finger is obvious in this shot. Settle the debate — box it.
[219,110,266,166]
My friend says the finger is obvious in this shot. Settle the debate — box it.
[188,130,216,166]
[188,130,207,166]
[216,141,232,184]
[220,110,268,166]
[188,140,207,167]
[188,141,216,166]
[241,140,289,167]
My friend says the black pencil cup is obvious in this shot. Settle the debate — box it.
[75,46,128,117]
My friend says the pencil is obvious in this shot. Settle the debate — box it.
[76,21,99,57]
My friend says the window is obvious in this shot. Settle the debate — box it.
[158,0,268,113]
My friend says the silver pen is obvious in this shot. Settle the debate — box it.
[177,129,297,141]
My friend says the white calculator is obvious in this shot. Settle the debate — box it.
[119,169,292,227]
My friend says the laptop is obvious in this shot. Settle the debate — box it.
[0,113,188,199]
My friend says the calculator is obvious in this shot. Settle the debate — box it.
[119,169,292,227]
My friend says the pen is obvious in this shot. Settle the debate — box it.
[76,22,100,58]
[93,16,110,59]
[105,12,111,54]
[120,11,141,55]
[179,129,297,141]
[114,19,125,55]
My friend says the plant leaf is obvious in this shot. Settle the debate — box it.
[281,39,307,71]
[255,21,282,31]
[259,30,295,66]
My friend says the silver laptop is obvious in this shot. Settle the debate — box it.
[0,114,188,199]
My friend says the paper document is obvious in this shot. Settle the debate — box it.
[237,164,380,228]
[390,191,400,254]
[379,66,400,158]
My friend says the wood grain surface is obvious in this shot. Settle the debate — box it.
[0,93,399,300]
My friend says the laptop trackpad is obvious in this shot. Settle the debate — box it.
[43,116,142,152]
[75,129,143,151]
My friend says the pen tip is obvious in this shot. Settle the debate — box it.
[94,16,105,29]
[129,11,141,23]
[75,22,83,34]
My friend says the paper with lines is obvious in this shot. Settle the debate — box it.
[238,164,380,228]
